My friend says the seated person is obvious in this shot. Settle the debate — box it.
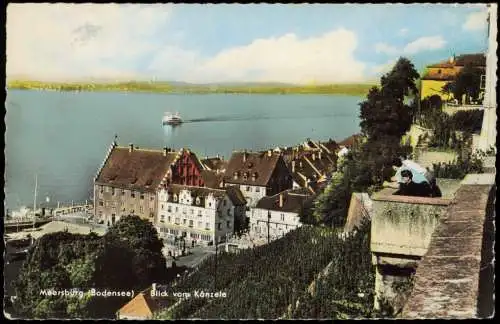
[429,177,442,198]
[383,157,433,189]
[394,170,433,197]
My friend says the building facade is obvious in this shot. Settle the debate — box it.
[94,144,178,226]
[93,145,206,226]
[156,185,246,245]
[249,188,312,241]
[223,150,293,207]
[420,53,486,101]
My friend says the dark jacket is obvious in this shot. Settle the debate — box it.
[395,181,433,197]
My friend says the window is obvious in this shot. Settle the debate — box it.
[175,218,180,225]
[175,206,179,212]
[140,194,144,200]
[122,190,126,196]
[150,196,154,201]
[189,220,193,228]
[160,215,165,222]
[183,219,186,225]
[149,212,154,218]
[168,216,171,223]
[223,200,227,206]
[217,223,222,230]
[111,187,115,195]
[167,206,172,212]
[227,221,231,228]
[205,222,210,230]
[100,186,103,193]
[161,204,164,210]
[246,186,251,192]
[281,214,285,221]
[198,221,202,228]
[227,208,231,216]
[140,206,143,212]
[256,187,260,193]
[183,208,187,214]
[198,210,202,217]
[99,200,104,206]
[173,194,178,202]
[131,192,136,198]
[209,202,212,207]
[190,209,194,215]
[196,197,201,205]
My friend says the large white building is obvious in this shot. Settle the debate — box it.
[156,184,246,245]
[249,188,313,241]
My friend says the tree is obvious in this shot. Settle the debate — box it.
[104,215,167,287]
[104,214,164,252]
[380,57,420,100]
[359,57,420,141]
[445,63,483,104]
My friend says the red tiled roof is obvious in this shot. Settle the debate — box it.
[95,146,177,192]
[201,157,228,171]
[167,184,246,206]
[427,53,486,68]
[224,151,282,187]
[255,188,313,213]
[117,286,175,319]
[338,134,362,147]
[200,170,224,189]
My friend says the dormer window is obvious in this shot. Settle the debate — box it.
[196,197,201,205]
[252,172,258,181]
[173,194,178,202]
[243,172,248,181]
[233,171,239,180]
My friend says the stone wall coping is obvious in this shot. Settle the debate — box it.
[372,188,451,206]
[461,173,496,186]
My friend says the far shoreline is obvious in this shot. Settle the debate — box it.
[7,80,377,97]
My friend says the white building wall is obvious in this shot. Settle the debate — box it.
[155,188,238,245]
[248,208,302,240]
[227,184,266,208]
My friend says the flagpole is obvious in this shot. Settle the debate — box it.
[33,174,38,230]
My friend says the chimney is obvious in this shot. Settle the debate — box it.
[243,150,247,162]
[305,177,309,188]
[279,193,284,208]
[312,153,316,161]
[216,154,220,159]
[163,147,169,156]
[292,160,296,173]
[152,283,157,293]
[129,143,134,152]
[300,161,303,168]
[319,151,322,160]
[267,150,272,157]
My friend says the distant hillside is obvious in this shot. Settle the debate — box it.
[7,79,377,96]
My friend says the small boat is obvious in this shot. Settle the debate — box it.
[163,112,183,126]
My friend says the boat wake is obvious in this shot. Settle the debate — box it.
[183,113,352,124]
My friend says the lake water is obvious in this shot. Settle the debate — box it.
[5,90,362,211]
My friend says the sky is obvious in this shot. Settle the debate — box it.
[6,3,491,84]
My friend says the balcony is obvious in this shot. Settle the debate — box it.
[370,182,459,258]
[443,102,483,116]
